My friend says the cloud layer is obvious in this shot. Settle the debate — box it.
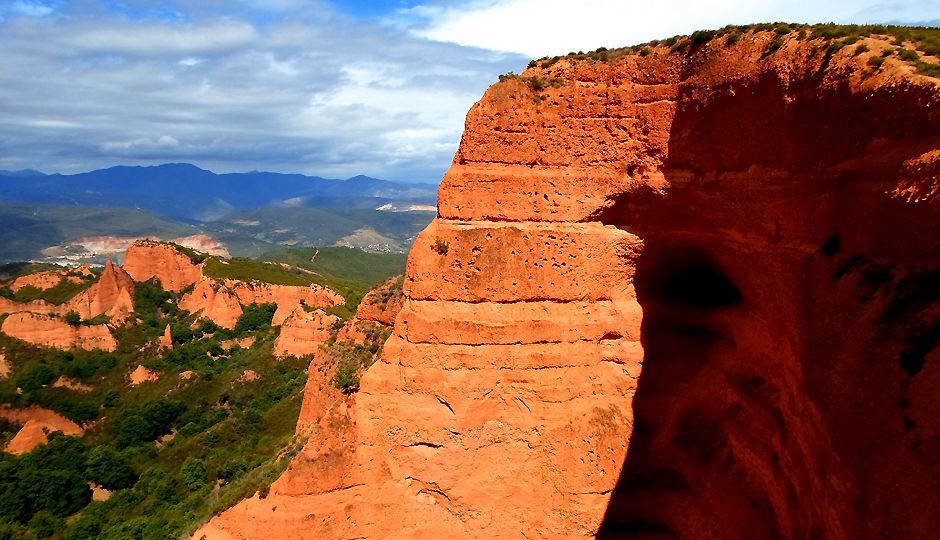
[413,0,940,56]
[1,1,937,180]
[0,1,526,181]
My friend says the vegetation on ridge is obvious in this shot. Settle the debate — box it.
[524,23,940,78]
[0,277,309,538]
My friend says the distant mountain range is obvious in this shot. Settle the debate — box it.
[0,163,437,222]
[0,163,438,263]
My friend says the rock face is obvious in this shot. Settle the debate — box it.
[200,30,940,540]
[0,406,83,455]
[179,278,243,329]
[66,260,135,322]
[123,240,203,291]
[1,312,116,351]
[273,308,340,357]
[159,324,173,351]
[223,280,344,325]
[180,277,344,331]
[354,277,403,327]
[10,270,80,292]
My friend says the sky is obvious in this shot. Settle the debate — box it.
[0,1,937,182]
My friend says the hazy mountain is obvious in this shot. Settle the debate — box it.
[0,164,437,262]
[0,163,437,222]
[0,169,46,177]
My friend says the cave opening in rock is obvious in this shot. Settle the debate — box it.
[644,251,743,310]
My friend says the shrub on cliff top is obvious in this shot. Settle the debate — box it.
[63,310,82,326]
[234,302,277,334]
[332,361,360,394]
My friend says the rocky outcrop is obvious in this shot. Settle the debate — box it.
[66,260,135,322]
[201,29,940,540]
[10,270,80,292]
[159,324,173,351]
[0,261,134,326]
[223,280,344,325]
[0,297,58,317]
[180,277,344,330]
[1,312,116,351]
[0,406,83,455]
[129,365,159,386]
[273,308,340,357]
[354,276,403,326]
[179,278,242,329]
[123,240,203,291]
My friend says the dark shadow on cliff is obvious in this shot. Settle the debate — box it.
[593,54,940,539]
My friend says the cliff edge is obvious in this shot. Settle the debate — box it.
[199,26,940,540]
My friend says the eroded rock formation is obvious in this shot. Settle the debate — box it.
[199,29,940,540]
[0,406,84,455]
[10,270,81,292]
[1,313,116,351]
[180,278,243,330]
[123,240,203,291]
[222,280,343,325]
[66,260,135,322]
[273,308,340,357]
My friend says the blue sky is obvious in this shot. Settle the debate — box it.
[0,0,937,182]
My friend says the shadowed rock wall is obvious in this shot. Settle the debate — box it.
[198,31,940,539]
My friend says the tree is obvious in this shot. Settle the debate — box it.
[16,364,55,391]
[86,446,136,490]
[234,303,277,334]
[63,311,82,326]
[331,362,360,394]
[179,457,206,491]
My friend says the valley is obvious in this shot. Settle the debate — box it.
[0,164,436,263]
[0,241,404,538]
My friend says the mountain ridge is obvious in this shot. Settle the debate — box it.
[0,163,438,222]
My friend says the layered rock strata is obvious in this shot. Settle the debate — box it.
[199,29,940,540]
[179,278,344,331]
[273,308,340,357]
[1,313,117,351]
[123,240,203,291]
[66,260,135,322]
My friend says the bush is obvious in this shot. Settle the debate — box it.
[217,459,247,483]
[431,238,449,256]
[868,55,886,67]
[117,399,186,446]
[332,361,360,394]
[234,303,277,334]
[898,48,919,61]
[103,390,120,408]
[27,510,63,537]
[17,364,55,391]
[63,311,82,326]
[86,446,137,490]
[179,457,207,491]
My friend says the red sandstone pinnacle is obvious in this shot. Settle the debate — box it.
[66,259,135,322]
[199,30,940,540]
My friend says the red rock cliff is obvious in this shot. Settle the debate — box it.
[1,312,116,352]
[123,240,203,291]
[199,29,940,540]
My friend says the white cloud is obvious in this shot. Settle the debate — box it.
[0,6,526,181]
[73,19,259,56]
[413,0,940,56]
[7,1,55,17]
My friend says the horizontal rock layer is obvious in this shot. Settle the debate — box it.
[203,31,940,540]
